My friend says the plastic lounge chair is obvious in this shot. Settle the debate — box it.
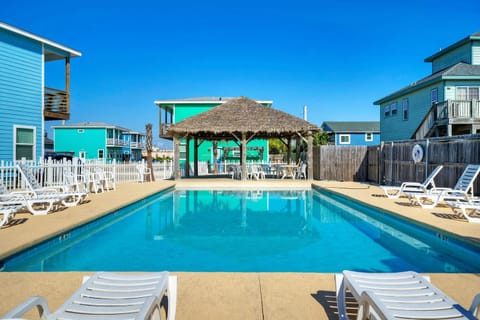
[446,198,480,223]
[17,163,87,207]
[0,181,58,216]
[95,167,116,191]
[335,270,480,320]
[2,271,177,320]
[137,164,151,183]
[381,165,443,199]
[0,203,23,228]
[409,164,480,209]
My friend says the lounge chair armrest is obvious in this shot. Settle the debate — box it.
[3,296,51,319]
[430,187,452,192]
[400,182,423,188]
[469,293,480,317]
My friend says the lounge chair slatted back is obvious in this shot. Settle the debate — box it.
[454,164,480,195]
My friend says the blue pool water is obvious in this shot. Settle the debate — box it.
[2,187,480,272]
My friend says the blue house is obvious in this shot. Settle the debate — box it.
[0,22,81,162]
[374,32,480,141]
[321,121,380,146]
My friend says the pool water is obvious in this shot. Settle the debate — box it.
[3,188,480,272]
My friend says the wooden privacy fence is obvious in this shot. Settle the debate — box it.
[313,145,368,181]
[312,134,480,193]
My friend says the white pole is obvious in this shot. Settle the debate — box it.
[303,105,308,121]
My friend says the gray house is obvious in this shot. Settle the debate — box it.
[374,32,480,141]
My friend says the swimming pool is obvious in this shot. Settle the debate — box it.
[2,187,480,272]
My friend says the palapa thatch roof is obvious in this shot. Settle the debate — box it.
[167,97,320,139]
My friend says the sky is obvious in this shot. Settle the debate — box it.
[2,0,479,148]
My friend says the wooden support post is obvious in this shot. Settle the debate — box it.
[185,137,190,177]
[194,137,199,177]
[213,140,218,173]
[241,133,247,181]
[287,137,292,164]
[307,131,313,180]
[296,136,301,163]
[173,136,181,180]
[65,57,70,114]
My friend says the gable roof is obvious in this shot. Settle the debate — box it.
[321,121,380,133]
[167,96,320,139]
[374,62,480,105]
[52,122,130,131]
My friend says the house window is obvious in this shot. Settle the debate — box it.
[339,134,350,145]
[384,105,390,117]
[468,87,479,100]
[456,87,467,100]
[431,88,438,104]
[402,99,409,120]
[456,86,480,100]
[77,129,84,134]
[365,133,373,142]
[15,126,35,160]
[179,144,186,160]
[98,149,104,159]
[391,102,398,116]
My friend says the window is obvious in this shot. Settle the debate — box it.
[456,87,467,100]
[365,133,373,141]
[98,149,104,159]
[391,102,398,116]
[15,126,35,160]
[455,86,480,100]
[431,88,438,104]
[402,98,409,120]
[179,144,186,160]
[77,129,84,134]
[339,134,350,145]
[384,105,390,117]
[468,87,479,100]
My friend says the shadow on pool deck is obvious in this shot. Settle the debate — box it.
[0,180,479,319]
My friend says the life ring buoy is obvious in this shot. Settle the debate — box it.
[412,144,423,163]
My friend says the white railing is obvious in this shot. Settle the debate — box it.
[106,138,129,147]
[0,159,173,191]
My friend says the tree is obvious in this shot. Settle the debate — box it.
[145,123,155,181]
[313,131,330,146]
[269,138,287,154]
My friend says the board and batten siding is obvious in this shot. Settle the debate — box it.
[431,42,472,73]
[0,29,43,162]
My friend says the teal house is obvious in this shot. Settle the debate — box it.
[154,97,272,171]
[0,22,81,162]
[53,122,146,162]
[374,32,480,141]
[321,121,380,146]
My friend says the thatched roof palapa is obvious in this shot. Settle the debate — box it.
[167,97,320,139]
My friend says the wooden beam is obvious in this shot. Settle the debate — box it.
[65,57,70,115]
[241,133,247,181]
[185,137,190,177]
[307,131,313,180]
[194,137,199,176]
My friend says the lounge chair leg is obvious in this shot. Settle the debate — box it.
[167,275,177,320]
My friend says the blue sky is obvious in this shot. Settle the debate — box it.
[2,0,479,148]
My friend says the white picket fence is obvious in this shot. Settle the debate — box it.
[0,159,173,191]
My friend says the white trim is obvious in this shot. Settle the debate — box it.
[41,43,45,159]
[13,125,36,161]
[365,132,373,142]
[0,22,82,57]
[338,134,351,145]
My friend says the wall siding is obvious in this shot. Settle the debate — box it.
[380,81,445,141]
[54,128,106,160]
[0,29,43,161]
[472,42,480,65]
[431,42,471,73]
[334,133,380,146]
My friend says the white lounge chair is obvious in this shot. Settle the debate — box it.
[408,164,480,209]
[137,164,152,183]
[17,163,87,207]
[446,198,480,223]
[0,203,23,228]
[381,165,443,199]
[0,182,59,216]
[335,270,480,320]
[2,271,177,320]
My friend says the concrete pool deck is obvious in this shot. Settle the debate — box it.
[0,179,479,319]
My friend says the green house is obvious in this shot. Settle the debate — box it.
[53,122,145,162]
[374,32,480,141]
[154,97,272,171]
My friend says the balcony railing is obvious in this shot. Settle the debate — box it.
[44,87,69,120]
[106,138,129,147]
[414,100,480,139]
[130,142,146,149]
[436,100,480,121]
[160,123,172,138]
